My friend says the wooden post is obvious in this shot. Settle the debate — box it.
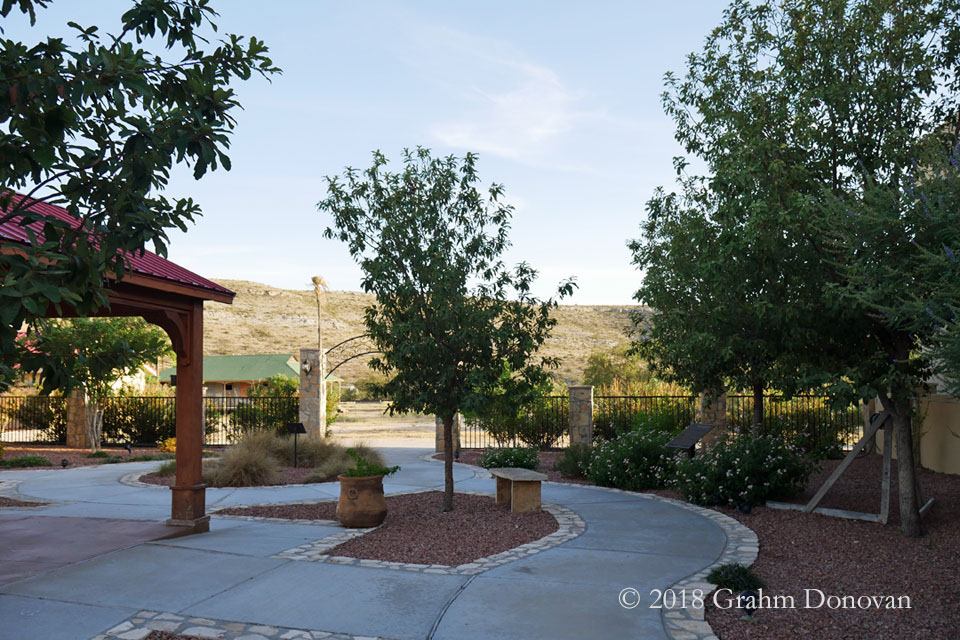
[168,302,209,532]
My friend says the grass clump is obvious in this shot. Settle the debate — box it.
[479,447,539,470]
[87,451,112,459]
[706,563,764,591]
[156,460,177,477]
[0,455,53,468]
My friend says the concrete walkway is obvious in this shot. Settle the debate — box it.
[0,446,746,640]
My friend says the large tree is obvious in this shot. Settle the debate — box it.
[319,148,574,511]
[23,317,171,450]
[0,0,278,391]
[645,0,960,536]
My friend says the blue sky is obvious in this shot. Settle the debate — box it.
[10,1,728,304]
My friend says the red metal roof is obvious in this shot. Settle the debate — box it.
[1,194,234,299]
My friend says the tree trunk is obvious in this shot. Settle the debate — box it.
[442,413,454,512]
[879,391,922,537]
[752,382,764,434]
[85,397,103,453]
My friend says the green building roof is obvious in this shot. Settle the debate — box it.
[159,354,344,384]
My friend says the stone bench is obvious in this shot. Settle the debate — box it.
[489,467,548,513]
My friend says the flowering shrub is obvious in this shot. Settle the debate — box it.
[588,429,680,490]
[674,433,813,507]
[157,437,177,453]
[554,443,593,478]
[479,447,540,470]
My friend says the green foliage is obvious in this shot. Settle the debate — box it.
[87,451,111,459]
[706,563,764,592]
[248,374,299,398]
[326,384,340,427]
[0,455,52,468]
[594,402,694,442]
[0,1,278,392]
[156,460,177,477]
[588,428,680,491]
[479,447,540,471]
[101,396,176,444]
[554,443,593,478]
[340,448,399,478]
[320,148,574,508]
[12,395,66,443]
[674,433,813,507]
[230,396,299,438]
[468,393,568,449]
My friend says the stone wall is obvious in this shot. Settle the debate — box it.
[569,386,594,445]
[65,389,89,449]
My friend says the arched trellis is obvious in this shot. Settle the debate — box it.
[324,334,382,377]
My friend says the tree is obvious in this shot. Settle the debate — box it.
[0,0,278,392]
[24,317,171,450]
[648,0,960,535]
[319,148,574,511]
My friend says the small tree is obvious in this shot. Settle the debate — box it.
[320,148,574,511]
[26,318,171,451]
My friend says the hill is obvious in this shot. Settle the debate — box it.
[203,280,643,385]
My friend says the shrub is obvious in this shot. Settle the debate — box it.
[706,563,764,591]
[340,449,399,478]
[469,396,568,449]
[594,402,693,442]
[479,447,540,470]
[208,444,279,487]
[88,450,112,458]
[101,397,176,444]
[674,433,813,507]
[0,455,53,468]
[554,443,593,478]
[157,437,177,453]
[326,385,340,428]
[155,460,177,477]
[13,396,67,443]
[588,429,680,490]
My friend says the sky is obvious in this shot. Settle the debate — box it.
[8,1,729,305]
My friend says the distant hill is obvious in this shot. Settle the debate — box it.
[202,280,645,385]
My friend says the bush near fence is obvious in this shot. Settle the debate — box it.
[101,397,176,444]
[464,396,569,449]
[726,395,861,457]
[2,396,67,444]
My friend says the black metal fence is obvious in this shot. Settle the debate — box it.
[727,394,863,452]
[593,395,698,440]
[0,396,299,446]
[461,396,569,449]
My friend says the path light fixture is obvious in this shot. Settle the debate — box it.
[286,422,307,467]
[60,459,69,468]
[738,589,760,620]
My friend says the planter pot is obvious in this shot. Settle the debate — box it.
[336,474,387,528]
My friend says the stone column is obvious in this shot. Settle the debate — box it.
[65,389,90,449]
[299,348,326,440]
[569,385,594,445]
[697,388,727,446]
[435,413,462,454]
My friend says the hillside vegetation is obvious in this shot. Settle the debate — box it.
[203,280,643,385]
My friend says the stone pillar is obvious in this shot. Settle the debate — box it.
[569,386,594,445]
[65,389,90,449]
[299,348,326,440]
[435,413,462,454]
[697,388,727,446]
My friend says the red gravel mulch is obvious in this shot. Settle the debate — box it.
[705,454,960,640]
[0,496,45,508]
[145,633,205,640]
[1,445,168,470]
[220,490,559,566]
[139,466,337,488]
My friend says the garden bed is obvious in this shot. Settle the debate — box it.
[139,466,336,487]
[0,445,169,470]
[0,496,45,508]
[217,490,558,566]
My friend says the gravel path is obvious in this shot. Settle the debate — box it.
[219,490,559,566]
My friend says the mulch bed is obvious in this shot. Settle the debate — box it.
[139,466,337,488]
[145,633,204,640]
[219,490,559,566]
[1,445,167,470]
[0,496,45,508]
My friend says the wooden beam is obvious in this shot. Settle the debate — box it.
[768,501,882,523]
[804,412,890,513]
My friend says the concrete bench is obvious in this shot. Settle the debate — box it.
[489,467,548,513]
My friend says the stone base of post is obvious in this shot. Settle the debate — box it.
[435,414,462,454]
[569,386,594,445]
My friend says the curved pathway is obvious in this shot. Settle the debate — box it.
[0,446,755,640]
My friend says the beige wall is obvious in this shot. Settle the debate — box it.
[875,394,960,475]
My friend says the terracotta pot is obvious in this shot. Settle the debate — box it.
[336,474,387,528]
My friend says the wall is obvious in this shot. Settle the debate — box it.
[874,393,960,475]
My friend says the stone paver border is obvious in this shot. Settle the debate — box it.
[93,609,399,640]
[0,478,60,509]
[207,489,585,576]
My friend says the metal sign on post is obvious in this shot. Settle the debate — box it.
[666,423,716,458]
[286,422,307,468]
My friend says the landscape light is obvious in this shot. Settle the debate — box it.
[739,589,760,619]
[60,459,69,468]
[286,422,307,467]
